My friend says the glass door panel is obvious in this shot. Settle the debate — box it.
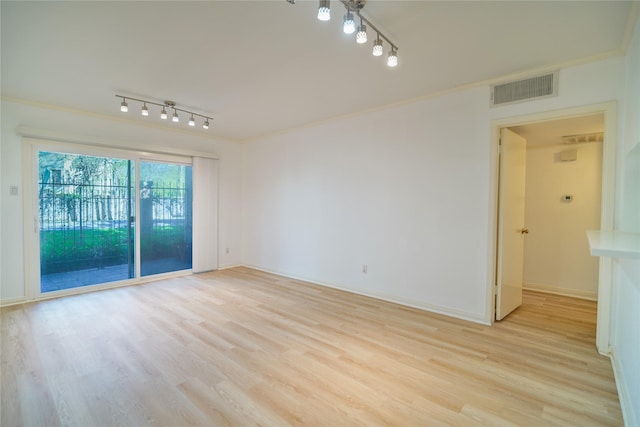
[39,151,135,292]
[139,161,192,276]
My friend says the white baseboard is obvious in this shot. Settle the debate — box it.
[610,347,637,427]
[242,264,489,325]
[523,282,598,301]
[0,296,26,307]
[1,263,494,323]
[216,264,244,271]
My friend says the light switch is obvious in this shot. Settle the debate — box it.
[10,186,18,196]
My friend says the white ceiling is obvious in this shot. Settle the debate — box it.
[1,1,636,142]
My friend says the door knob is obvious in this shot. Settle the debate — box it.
[521,228,529,234]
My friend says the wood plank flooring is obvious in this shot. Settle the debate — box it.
[1,267,622,426]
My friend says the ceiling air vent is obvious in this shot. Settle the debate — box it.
[562,132,604,144]
[490,71,558,107]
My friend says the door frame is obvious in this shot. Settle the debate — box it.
[486,101,617,355]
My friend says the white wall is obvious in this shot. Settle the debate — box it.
[609,15,640,426]
[0,100,244,303]
[522,142,603,299]
[244,87,492,322]
[243,56,625,324]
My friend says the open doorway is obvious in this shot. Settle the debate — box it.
[489,102,617,354]
[496,115,604,319]
[511,114,604,300]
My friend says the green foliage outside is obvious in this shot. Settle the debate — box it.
[142,225,191,261]
[39,151,192,276]
[40,228,129,273]
[41,226,189,274]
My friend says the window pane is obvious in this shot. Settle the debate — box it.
[139,161,192,276]
[39,151,135,292]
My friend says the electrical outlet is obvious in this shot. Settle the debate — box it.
[226,247,230,254]
[362,264,368,274]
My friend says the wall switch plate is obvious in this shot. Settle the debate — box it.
[10,186,18,196]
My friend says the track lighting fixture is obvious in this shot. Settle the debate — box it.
[343,11,355,34]
[116,95,213,130]
[356,18,367,44]
[372,36,383,57]
[387,48,398,67]
[317,0,330,21]
[290,0,398,68]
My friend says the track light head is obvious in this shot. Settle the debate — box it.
[120,99,128,112]
[141,103,149,116]
[387,48,398,67]
[172,110,179,123]
[356,22,367,44]
[160,107,167,120]
[318,0,330,21]
[372,36,383,56]
[203,120,210,130]
[189,115,195,127]
[343,11,355,34]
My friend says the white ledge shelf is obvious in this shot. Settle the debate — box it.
[587,230,640,259]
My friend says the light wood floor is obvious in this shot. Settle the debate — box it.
[1,267,622,426]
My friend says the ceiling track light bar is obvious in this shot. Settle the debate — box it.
[339,1,398,52]
[287,0,399,67]
[115,95,213,129]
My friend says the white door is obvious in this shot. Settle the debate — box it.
[496,128,528,320]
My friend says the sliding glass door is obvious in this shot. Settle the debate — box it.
[139,161,192,276]
[39,151,135,292]
[38,150,192,294]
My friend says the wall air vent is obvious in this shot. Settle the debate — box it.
[490,71,558,107]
